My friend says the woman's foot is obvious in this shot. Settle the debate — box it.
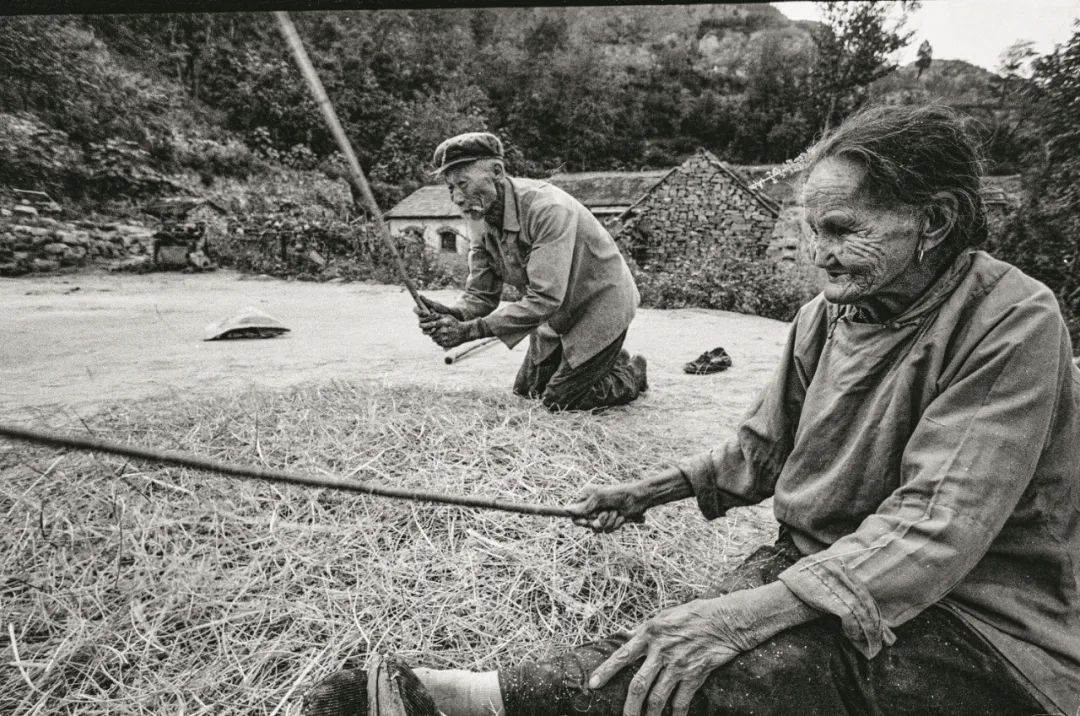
[302,655,440,716]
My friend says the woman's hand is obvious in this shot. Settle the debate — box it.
[567,483,649,533]
[568,466,694,533]
[590,584,819,716]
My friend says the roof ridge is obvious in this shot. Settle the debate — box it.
[700,151,781,217]
[614,167,681,222]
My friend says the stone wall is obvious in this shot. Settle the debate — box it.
[0,211,156,276]
[618,150,779,271]
[0,195,234,277]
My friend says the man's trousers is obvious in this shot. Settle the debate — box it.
[513,330,642,411]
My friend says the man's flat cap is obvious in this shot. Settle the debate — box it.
[431,132,504,176]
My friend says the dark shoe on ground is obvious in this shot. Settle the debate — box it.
[630,354,648,393]
[683,347,732,375]
[302,655,440,716]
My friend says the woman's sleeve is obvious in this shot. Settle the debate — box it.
[679,304,819,519]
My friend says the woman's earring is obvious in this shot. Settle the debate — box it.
[916,245,925,265]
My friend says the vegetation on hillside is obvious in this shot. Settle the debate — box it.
[0,5,1076,339]
[1,5,929,208]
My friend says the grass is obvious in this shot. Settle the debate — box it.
[0,381,775,715]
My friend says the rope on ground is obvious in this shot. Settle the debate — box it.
[0,422,579,519]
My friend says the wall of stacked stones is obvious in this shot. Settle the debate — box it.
[623,158,777,274]
[0,211,156,276]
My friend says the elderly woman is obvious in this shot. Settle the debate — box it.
[304,105,1080,716]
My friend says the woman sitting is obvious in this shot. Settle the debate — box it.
[304,104,1080,716]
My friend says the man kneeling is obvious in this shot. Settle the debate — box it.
[414,132,646,412]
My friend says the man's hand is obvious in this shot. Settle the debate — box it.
[418,313,488,349]
[589,584,819,716]
[413,295,465,321]
[568,484,649,533]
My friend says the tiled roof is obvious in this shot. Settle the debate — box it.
[384,185,458,219]
[547,170,670,209]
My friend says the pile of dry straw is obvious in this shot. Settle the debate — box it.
[1,381,774,715]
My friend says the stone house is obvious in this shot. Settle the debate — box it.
[383,185,471,273]
[615,149,781,271]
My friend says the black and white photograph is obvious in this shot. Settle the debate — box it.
[2,1,1079,714]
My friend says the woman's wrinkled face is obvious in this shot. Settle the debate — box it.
[444,163,500,221]
[801,157,922,305]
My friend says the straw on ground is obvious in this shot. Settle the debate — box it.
[1,381,774,715]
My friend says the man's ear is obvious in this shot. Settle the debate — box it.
[491,161,505,180]
[921,191,959,252]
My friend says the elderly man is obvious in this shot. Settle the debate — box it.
[414,132,647,411]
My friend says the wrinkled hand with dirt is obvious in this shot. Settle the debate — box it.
[589,592,766,716]
[418,313,487,349]
[568,483,649,533]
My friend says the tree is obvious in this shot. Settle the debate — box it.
[976,39,1041,174]
[733,31,815,161]
[915,39,932,78]
[989,23,1080,345]
[991,40,1037,105]
[808,1,919,130]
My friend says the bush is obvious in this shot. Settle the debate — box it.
[213,212,456,287]
[986,25,1080,351]
[988,198,1080,350]
[85,139,176,198]
[632,251,812,322]
[0,112,84,196]
[172,134,263,179]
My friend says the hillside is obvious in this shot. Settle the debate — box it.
[0,8,1020,218]
[871,58,1002,107]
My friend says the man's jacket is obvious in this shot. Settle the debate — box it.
[451,176,639,368]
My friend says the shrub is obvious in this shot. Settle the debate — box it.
[632,251,813,322]
[85,139,175,198]
[171,134,263,179]
[213,212,456,287]
[0,112,84,196]
[988,199,1080,349]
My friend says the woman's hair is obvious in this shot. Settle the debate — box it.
[804,104,988,249]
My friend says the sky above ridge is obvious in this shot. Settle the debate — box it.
[773,0,1080,72]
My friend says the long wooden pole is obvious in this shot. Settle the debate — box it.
[273,11,427,311]
[0,423,579,519]
[444,337,500,365]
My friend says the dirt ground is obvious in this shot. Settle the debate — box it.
[1,271,789,450]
